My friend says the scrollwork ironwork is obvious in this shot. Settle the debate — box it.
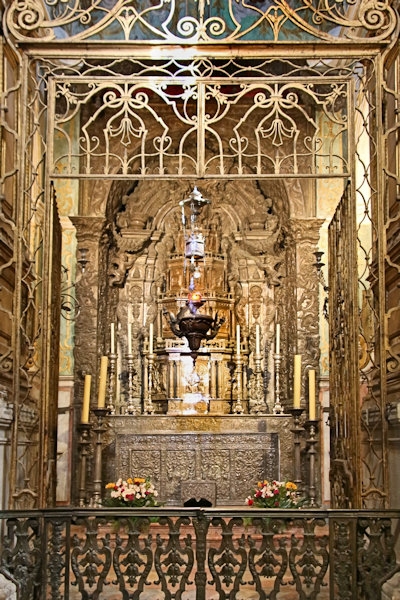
[112,517,154,596]
[50,77,350,179]
[0,509,399,599]
[208,516,248,596]
[247,516,290,598]
[357,517,397,600]
[0,517,42,599]
[154,516,195,595]
[70,516,113,596]
[5,1,397,44]
[288,517,329,598]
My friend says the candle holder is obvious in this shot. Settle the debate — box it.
[144,352,155,415]
[125,353,140,415]
[77,422,92,507]
[89,407,108,508]
[305,419,319,507]
[251,352,265,414]
[273,352,284,414]
[107,352,117,414]
[233,355,244,414]
[289,407,305,495]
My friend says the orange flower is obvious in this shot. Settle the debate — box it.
[285,481,297,490]
[105,482,115,489]
[133,477,146,484]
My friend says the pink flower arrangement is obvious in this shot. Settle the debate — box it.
[104,477,159,507]
[245,479,303,508]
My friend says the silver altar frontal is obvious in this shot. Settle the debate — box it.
[105,415,294,506]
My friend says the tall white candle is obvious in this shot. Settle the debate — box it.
[127,322,132,355]
[293,354,302,408]
[236,324,241,356]
[110,323,115,355]
[149,322,154,354]
[81,374,91,423]
[255,324,260,355]
[97,356,108,408]
[275,323,280,354]
[308,369,316,420]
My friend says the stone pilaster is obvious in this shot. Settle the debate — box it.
[70,216,106,503]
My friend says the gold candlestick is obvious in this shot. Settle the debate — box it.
[125,352,139,414]
[273,351,284,414]
[233,354,244,414]
[251,352,265,414]
[107,352,117,414]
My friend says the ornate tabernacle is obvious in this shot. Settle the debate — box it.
[103,180,312,417]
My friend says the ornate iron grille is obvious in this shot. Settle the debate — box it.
[50,75,350,179]
[1,0,399,512]
[328,183,361,508]
[33,55,365,182]
[4,0,397,44]
[328,51,394,508]
[381,52,400,502]
[0,508,399,600]
[0,47,62,508]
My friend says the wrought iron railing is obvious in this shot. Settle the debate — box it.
[0,508,399,600]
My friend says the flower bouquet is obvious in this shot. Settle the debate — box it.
[245,479,303,508]
[103,476,160,508]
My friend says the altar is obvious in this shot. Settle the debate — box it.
[74,182,321,509]
[105,415,295,506]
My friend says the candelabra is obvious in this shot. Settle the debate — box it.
[106,352,117,414]
[273,351,284,414]
[90,408,108,507]
[289,407,305,495]
[144,352,155,414]
[305,419,319,507]
[233,355,244,414]
[77,422,91,507]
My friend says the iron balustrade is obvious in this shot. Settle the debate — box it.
[0,507,399,600]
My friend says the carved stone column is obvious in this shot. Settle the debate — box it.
[290,218,324,501]
[70,216,106,504]
[290,218,324,391]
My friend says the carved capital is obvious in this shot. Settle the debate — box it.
[70,216,106,244]
[290,218,325,245]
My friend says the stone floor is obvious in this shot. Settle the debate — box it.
[66,581,330,600]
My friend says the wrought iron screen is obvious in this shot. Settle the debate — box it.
[5,1,397,44]
[0,0,398,509]
[328,183,361,508]
[47,60,351,180]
